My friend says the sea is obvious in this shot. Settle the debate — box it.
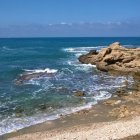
[0,37,139,135]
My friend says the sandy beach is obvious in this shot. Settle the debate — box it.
[3,112,140,140]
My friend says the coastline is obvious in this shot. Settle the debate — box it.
[2,42,140,140]
[3,85,140,140]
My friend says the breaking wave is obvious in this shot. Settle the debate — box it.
[24,68,58,74]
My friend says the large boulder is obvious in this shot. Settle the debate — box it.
[79,42,140,76]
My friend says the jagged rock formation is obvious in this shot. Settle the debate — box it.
[79,42,140,76]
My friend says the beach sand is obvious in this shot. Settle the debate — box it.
[3,113,140,140]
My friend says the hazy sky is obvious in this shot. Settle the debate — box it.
[0,0,140,37]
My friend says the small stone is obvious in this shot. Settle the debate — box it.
[15,113,22,118]
[73,91,85,97]
[15,107,24,113]
[104,100,117,106]
[114,100,121,105]
[116,89,128,97]
[60,114,63,117]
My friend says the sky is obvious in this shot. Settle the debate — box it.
[0,0,140,37]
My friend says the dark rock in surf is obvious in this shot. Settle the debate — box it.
[15,107,24,117]
[39,104,47,110]
[73,91,85,97]
[15,72,53,85]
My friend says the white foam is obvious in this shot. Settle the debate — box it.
[63,47,93,53]
[75,53,83,57]
[82,64,96,67]
[67,60,96,68]
[25,79,41,86]
[94,91,112,101]
[62,46,106,53]
[123,44,135,47]
[63,48,75,52]
[2,46,14,51]
[24,68,58,74]
[62,48,87,53]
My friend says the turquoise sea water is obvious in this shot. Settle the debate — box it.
[0,37,139,135]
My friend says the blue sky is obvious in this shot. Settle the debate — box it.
[0,0,140,37]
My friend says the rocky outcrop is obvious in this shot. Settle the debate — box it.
[79,42,140,75]
[15,72,53,85]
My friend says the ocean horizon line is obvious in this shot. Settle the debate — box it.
[0,36,140,39]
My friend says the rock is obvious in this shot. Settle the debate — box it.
[78,42,140,76]
[104,99,121,106]
[104,100,117,106]
[114,100,122,105]
[14,107,24,118]
[15,113,23,118]
[39,104,46,110]
[15,72,53,85]
[73,91,85,97]
[88,50,98,55]
[116,88,128,97]
[15,107,24,113]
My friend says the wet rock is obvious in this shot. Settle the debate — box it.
[15,107,24,118]
[73,91,85,97]
[104,100,116,106]
[104,99,121,106]
[15,72,53,85]
[116,88,128,97]
[79,42,140,76]
[15,113,23,118]
[39,104,46,110]
[15,107,24,113]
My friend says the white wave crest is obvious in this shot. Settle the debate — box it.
[24,68,58,74]
[62,46,106,53]
[2,46,14,51]
[67,60,96,70]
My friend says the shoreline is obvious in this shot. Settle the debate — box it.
[2,42,140,140]
[3,85,140,140]
[2,99,116,140]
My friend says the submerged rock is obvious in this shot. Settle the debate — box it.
[15,72,53,85]
[39,104,47,110]
[14,107,24,118]
[73,91,85,97]
[79,42,140,76]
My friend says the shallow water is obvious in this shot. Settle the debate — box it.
[0,37,139,135]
